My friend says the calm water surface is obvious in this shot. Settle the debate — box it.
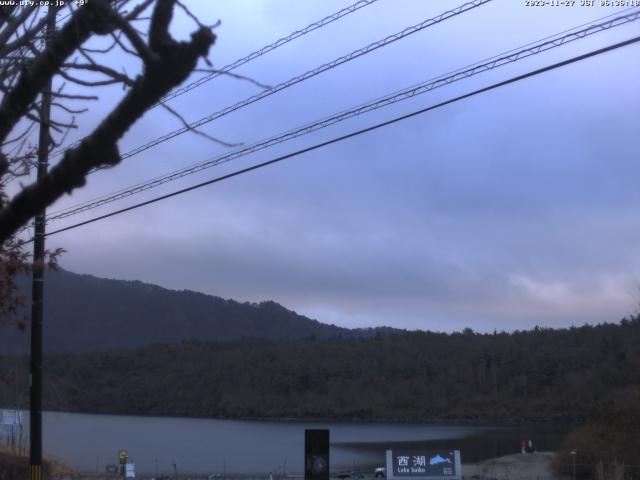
[9,411,568,475]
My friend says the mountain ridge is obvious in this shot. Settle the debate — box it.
[0,268,391,353]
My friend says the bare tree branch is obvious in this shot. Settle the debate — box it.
[0,9,51,56]
[51,102,88,115]
[195,68,272,90]
[0,5,37,47]
[0,1,113,143]
[109,12,159,63]
[124,0,156,21]
[51,91,99,101]
[158,100,241,148]
[58,68,132,87]
[0,0,216,243]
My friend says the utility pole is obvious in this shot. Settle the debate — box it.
[30,7,55,480]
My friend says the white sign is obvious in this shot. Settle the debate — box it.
[125,463,135,478]
[1,410,20,425]
[386,450,462,480]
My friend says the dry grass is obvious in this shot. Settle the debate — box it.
[0,446,78,479]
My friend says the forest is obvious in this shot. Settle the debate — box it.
[1,317,638,422]
[2,317,639,477]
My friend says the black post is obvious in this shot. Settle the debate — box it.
[305,429,330,480]
[30,8,55,480]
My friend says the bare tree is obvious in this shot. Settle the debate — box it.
[0,0,217,320]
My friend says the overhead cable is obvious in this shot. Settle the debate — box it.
[44,8,640,224]
[114,0,491,162]
[48,0,381,158]
[161,0,381,104]
[38,34,640,239]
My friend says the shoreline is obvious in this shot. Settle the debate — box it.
[1,450,558,479]
[3,406,583,426]
[462,452,556,479]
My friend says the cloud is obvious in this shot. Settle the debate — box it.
[40,1,640,332]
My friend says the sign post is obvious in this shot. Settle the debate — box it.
[305,429,330,480]
[385,450,462,480]
[2,410,22,451]
[1,409,20,425]
[118,449,128,478]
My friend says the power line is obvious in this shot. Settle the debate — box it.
[161,0,381,104]
[39,34,640,240]
[48,0,381,158]
[15,0,496,238]
[44,7,639,222]
[43,8,640,224]
[114,0,491,162]
[48,0,491,165]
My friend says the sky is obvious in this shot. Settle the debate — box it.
[12,0,640,332]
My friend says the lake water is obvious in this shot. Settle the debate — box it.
[3,411,569,476]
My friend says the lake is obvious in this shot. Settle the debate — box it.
[3,411,569,476]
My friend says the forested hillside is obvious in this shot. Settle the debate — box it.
[0,269,372,353]
[1,318,638,421]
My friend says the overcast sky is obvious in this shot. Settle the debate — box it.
[18,0,640,332]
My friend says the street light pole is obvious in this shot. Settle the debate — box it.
[570,449,577,480]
